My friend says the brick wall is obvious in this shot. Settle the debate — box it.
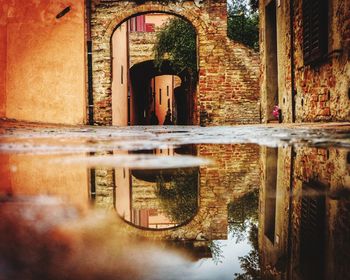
[129,31,158,67]
[91,0,260,125]
[260,0,350,123]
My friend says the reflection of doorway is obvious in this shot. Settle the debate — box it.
[265,0,279,122]
[264,147,278,243]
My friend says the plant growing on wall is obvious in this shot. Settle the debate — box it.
[153,17,197,78]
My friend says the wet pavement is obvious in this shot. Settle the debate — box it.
[0,119,350,280]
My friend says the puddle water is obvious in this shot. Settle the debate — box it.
[1,122,350,280]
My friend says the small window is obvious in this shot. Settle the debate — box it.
[302,0,328,65]
[145,23,155,32]
[159,89,162,105]
[167,85,169,96]
[121,65,123,85]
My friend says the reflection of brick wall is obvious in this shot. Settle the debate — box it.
[259,147,350,279]
[290,147,350,280]
[131,178,160,209]
[259,0,350,122]
[95,168,115,210]
[91,0,260,125]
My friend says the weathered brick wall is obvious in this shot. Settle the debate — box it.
[259,0,350,123]
[91,0,260,125]
[293,0,350,122]
[129,31,158,67]
[94,144,261,241]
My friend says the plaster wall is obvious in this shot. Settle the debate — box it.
[112,22,129,126]
[152,75,174,124]
[0,0,86,124]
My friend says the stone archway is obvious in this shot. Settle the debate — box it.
[91,0,260,126]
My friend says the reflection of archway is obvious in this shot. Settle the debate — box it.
[114,147,199,230]
[115,166,199,230]
[129,60,193,125]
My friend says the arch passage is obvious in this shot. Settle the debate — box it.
[91,0,260,126]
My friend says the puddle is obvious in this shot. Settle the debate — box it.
[0,121,350,279]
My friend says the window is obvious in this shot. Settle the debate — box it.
[302,0,328,65]
[129,15,146,32]
[145,23,155,32]
[121,65,123,85]
[159,89,162,105]
[167,85,169,96]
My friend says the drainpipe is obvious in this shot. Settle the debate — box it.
[290,0,296,122]
[86,0,96,206]
[86,0,94,125]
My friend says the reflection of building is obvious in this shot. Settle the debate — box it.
[259,146,350,279]
[111,14,182,125]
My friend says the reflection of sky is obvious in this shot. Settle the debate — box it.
[147,226,252,280]
[190,229,252,280]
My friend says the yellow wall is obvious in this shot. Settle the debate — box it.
[0,0,86,124]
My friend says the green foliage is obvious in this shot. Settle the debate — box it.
[156,168,198,223]
[234,224,261,280]
[227,1,259,50]
[228,189,259,242]
[153,17,197,76]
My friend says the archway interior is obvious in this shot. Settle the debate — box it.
[111,13,197,126]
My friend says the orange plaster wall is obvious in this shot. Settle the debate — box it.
[0,3,8,118]
[112,22,128,126]
[154,75,173,125]
[1,0,86,124]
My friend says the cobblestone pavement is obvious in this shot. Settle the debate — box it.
[1,119,349,155]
